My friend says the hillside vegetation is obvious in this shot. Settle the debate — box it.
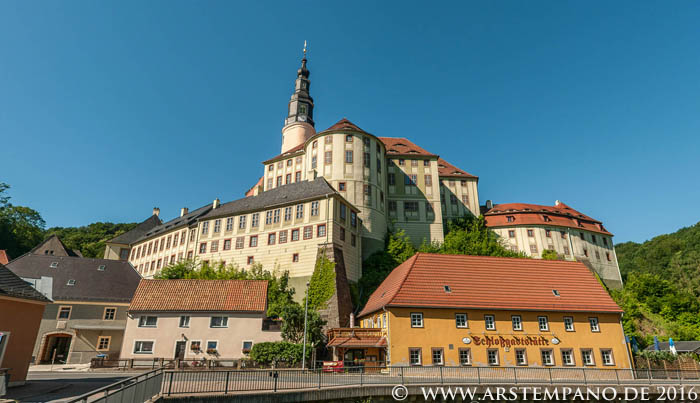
[612,222,700,347]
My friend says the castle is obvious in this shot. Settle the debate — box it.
[104,52,622,325]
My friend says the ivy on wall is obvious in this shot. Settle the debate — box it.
[307,251,336,311]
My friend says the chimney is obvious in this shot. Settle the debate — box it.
[349,312,355,328]
[485,200,493,210]
[153,207,160,217]
[213,198,220,209]
[555,200,561,206]
[180,207,189,217]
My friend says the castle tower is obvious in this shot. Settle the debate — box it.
[281,43,316,153]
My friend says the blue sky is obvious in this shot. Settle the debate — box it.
[1,1,699,244]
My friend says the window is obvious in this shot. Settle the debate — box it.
[363,152,370,167]
[340,204,347,220]
[580,232,585,240]
[276,175,283,186]
[213,219,221,233]
[527,229,534,237]
[515,349,528,366]
[564,316,575,331]
[591,234,597,244]
[410,312,423,328]
[235,237,244,249]
[242,340,254,352]
[97,336,111,351]
[265,211,273,225]
[538,316,549,331]
[606,252,611,261]
[291,228,300,241]
[545,229,551,238]
[273,209,280,223]
[317,224,326,238]
[364,184,371,197]
[57,306,72,320]
[325,135,332,144]
[595,250,601,260]
[224,217,233,231]
[284,207,292,221]
[312,140,317,149]
[138,316,158,327]
[512,315,523,331]
[581,349,595,366]
[589,317,600,332]
[541,349,554,366]
[455,313,468,328]
[67,279,76,286]
[311,201,319,216]
[461,195,469,205]
[268,233,276,245]
[287,158,294,166]
[223,239,231,250]
[409,348,421,366]
[583,248,589,257]
[251,213,259,227]
[179,316,190,328]
[210,240,219,253]
[388,200,397,213]
[432,348,444,366]
[202,221,209,235]
[484,315,496,330]
[292,253,299,262]
[210,316,228,328]
[296,204,304,219]
[345,134,353,142]
[134,341,154,354]
[530,244,538,254]
[388,173,395,185]
[249,235,258,247]
[426,201,434,215]
[508,230,516,238]
[206,341,218,353]
[239,215,247,229]
[487,349,499,365]
[563,246,570,255]
[601,349,615,366]
[268,165,274,172]
[345,150,353,163]
[377,158,382,173]
[561,349,575,366]
[351,234,356,246]
[247,256,254,265]
[404,201,419,217]
[103,307,117,321]
[405,174,417,186]
[199,243,207,253]
[190,341,202,351]
[279,230,288,243]
[459,348,471,366]
[311,156,317,169]
[398,159,405,166]
[267,178,273,189]
[603,237,609,246]
[338,182,346,191]
[295,171,301,182]
[450,194,457,204]
[506,216,515,223]
[303,226,313,239]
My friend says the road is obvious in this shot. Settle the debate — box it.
[5,371,138,403]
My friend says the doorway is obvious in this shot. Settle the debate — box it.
[42,334,72,364]
[174,341,187,360]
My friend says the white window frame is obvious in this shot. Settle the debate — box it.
[589,317,600,332]
[459,348,471,366]
[455,313,468,328]
[484,315,496,331]
[538,316,549,331]
[179,316,190,328]
[138,316,158,328]
[511,315,523,331]
[133,340,155,354]
[409,348,421,366]
[410,312,423,328]
[515,348,528,366]
[601,349,615,366]
[581,349,595,366]
[487,349,499,365]
[57,305,72,320]
[210,316,229,328]
[561,349,575,366]
[564,316,575,332]
[541,349,555,366]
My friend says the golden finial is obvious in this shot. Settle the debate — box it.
[303,40,307,58]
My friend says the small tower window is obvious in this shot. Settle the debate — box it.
[299,104,307,115]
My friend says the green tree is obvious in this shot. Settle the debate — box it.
[0,183,46,258]
[541,249,559,260]
[440,215,524,257]
[278,303,325,346]
[46,222,138,258]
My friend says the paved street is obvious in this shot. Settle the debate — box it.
[5,372,137,403]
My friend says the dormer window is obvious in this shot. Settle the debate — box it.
[50,262,58,268]
[67,279,76,286]
[542,215,552,222]
[552,290,560,297]
[98,265,106,271]
[506,216,515,223]
[444,285,452,293]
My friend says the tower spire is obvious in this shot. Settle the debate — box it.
[280,41,316,153]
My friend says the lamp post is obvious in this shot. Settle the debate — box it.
[302,281,310,370]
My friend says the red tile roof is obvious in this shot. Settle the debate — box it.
[378,137,437,157]
[437,158,477,179]
[359,253,621,317]
[327,336,388,348]
[484,202,612,236]
[322,118,367,133]
[129,279,268,313]
[0,250,9,265]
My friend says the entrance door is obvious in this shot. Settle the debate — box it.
[44,335,72,363]
[174,341,187,360]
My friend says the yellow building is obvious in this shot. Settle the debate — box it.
[329,253,631,369]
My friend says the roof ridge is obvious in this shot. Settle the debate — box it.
[385,253,420,307]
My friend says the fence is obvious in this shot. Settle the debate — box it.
[66,366,700,402]
[65,368,163,403]
[91,357,304,370]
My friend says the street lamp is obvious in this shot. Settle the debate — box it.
[302,281,310,370]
